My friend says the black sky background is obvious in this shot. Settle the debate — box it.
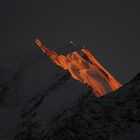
[0,0,140,83]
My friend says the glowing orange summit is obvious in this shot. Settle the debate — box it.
[35,39,122,97]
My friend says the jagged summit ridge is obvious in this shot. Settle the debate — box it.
[35,39,122,96]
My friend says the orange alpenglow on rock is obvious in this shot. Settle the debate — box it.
[35,39,122,97]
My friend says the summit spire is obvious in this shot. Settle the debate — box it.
[35,39,122,97]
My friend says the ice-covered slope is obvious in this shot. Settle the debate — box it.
[45,73,140,140]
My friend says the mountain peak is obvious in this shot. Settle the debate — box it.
[35,39,122,96]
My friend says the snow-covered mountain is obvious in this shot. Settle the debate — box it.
[0,42,139,140]
[35,39,121,96]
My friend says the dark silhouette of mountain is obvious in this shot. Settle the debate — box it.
[45,72,140,140]
[0,43,139,140]
[0,45,90,140]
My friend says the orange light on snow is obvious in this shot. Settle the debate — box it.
[35,39,122,97]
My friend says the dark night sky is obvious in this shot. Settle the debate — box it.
[0,0,140,83]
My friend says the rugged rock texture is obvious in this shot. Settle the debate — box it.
[45,73,140,140]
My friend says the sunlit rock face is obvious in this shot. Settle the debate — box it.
[35,39,122,96]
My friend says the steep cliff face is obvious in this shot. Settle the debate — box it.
[35,39,121,96]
